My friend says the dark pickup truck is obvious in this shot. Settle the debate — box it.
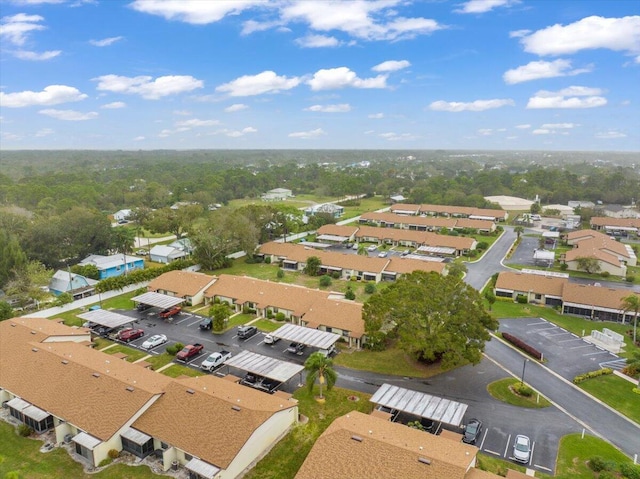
[176,343,204,362]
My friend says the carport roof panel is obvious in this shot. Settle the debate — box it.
[316,234,349,242]
[131,291,184,308]
[224,350,304,383]
[77,309,137,329]
[271,323,341,349]
[370,383,468,427]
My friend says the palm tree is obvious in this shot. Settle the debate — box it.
[621,294,640,345]
[304,352,337,400]
[514,226,524,239]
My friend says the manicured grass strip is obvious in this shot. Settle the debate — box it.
[487,378,551,408]
[92,337,114,350]
[0,421,160,479]
[578,374,640,424]
[160,364,203,378]
[254,319,283,332]
[102,344,148,362]
[554,433,633,479]
[245,387,373,479]
[225,313,256,330]
[143,352,175,370]
[333,345,444,378]
[476,453,527,477]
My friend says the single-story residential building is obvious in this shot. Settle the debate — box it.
[78,254,144,279]
[112,209,132,222]
[590,217,640,237]
[295,411,501,479]
[599,204,639,219]
[494,271,566,306]
[389,203,421,215]
[304,203,344,218]
[261,188,293,201]
[0,317,298,477]
[49,270,98,299]
[360,211,495,234]
[418,204,508,222]
[316,224,359,244]
[568,200,595,209]
[149,245,188,264]
[147,270,217,306]
[562,229,636,277]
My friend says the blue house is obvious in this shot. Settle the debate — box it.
[49,270,98,299]
[78,254,144,279]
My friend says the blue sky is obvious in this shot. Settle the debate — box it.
[1,0,639,151]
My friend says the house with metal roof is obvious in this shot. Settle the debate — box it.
[0,317,298,477]
[49,270,98,299]
[78,254,144,279]
[149,244,188,264]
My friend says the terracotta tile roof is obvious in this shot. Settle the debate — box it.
[303,300,364,338]
[148,270,217,298]
[566,229,606,242]
[0,319,170,441]
[8,316,91,339]
[564,247,622,267]
[390,203,421,214]
[564,231,632,266]
[384,258,447,275]
[561,283,639,309]
[355,225,476,250]
[418,204,507,220]
[590,217,640,228]
[133,377,296,469]
[362,211,458,229]
[455,218,495,230]
[495,272,567,297]
[295,411,478,479]
[316,224,359,237]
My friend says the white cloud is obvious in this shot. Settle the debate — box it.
[532,129,550,135]
[0,13,45,46]
[0,85,87,108]
[509,29,530,38]
[518,16,640,56]
[455,0,517,14]
[372,60,410,72]
[35,127,54,137]
[173,110,192,116]
[129,0,264,25]
[527,86,607,109]
[477,128,494,136]
[595,130,627,139]
[13,50,61,60]
[39,109,98,120]
[307,67,387,90]
[241,19,283,35]
[176,118,220,128]
[288,128,326,139]
[429,98,515,112]
[540,123,578,129]
[101,101,126,109]
[503,59,591,84]
[368,113,384,119]
[379,131,419,141]
[280,1,443,41]
[216,71,301,97]
[93,74,203,99]
[89,36,123,47]
[515,124,531,129]
[295,34,340,48]
[133,136,145,141]
[220,126,257,137]
[304,103,351,113]
[225,103,249,112]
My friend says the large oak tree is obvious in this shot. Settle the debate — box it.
[363,271,498,368]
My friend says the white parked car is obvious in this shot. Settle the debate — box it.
[264,333,280,344]
[367,245,377,252]
[141,334,167,350]
[513,435,531,463]
[377,251,388,258]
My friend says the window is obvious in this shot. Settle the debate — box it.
[75,442,93,462]
[122,437,154,458]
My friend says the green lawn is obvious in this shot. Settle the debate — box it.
[476,453,527,476]
[224,313,256,330]
[578,374,640,424]
[244,387,373,479]
[0,421,160,479]
[253,319,283,332]
[160,364,204,378]
[553,433,635,479]
[333,343,446,378]
[102,344,148,362]
[51,290,141,327]
[92,337,114,350]
[487,378,552,408]
[144,352,175,370]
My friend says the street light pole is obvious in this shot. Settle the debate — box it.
[521,358,529,386]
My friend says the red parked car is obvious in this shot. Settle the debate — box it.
[117,328,144,342]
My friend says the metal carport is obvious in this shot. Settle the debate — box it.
[370,383,468,428]
[224,350,304,388]
[270,323,340,349]
[77,309,138,330]
[130,291,185,309]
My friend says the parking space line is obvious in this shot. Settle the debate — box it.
[175,316,191,325]
[186,318,202,327]
[504,434,511,457]
[536,465,553,472]
[535,326,559,331]
[529,442,535,466]
[482,449,500,456]
[571,333,579,338]
[570,345,592,349]
[527,321,548,326]
[558,338,583,343]
[582,351,609,356]
[546,331,571,336]
[479,429,489,450]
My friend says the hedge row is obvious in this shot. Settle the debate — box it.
[94,259,195,293]
[502,332,542,360]
[573,368,613,384]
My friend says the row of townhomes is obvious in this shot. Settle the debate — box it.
[259,241,447,284]
[389,203,509,222]
[562,229,637,277]
[0,317,299,478]
[360,211,496,234]
[590,216,640,235]
[317,224,477,257]
[148,271,366,348]
[495,271,640,322]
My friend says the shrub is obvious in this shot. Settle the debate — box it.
[626,275,635,283]
[516,294,528,304]
[502,332,542,360]
[601,271,610,278]
[276,269,284,279]
[331,271,341,279]
[212,316,225,332]
[264,256,271,264]
[364,283,376,294]
[166,343,184,356]
[477,241,489,251]
[560,263,568,271]
[620,462,640,479]
[573,368,613,384]
[513,383,533,397]
[275,312,286,322]
[345,288,356,300]
[108,449,120,459]
[17,424,33,437]
[319,275,332,287]
[588,456,608,472]
[407,420,425,431]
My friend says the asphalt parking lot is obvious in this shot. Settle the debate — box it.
[104,307,584,474]
[499,318,626,380]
